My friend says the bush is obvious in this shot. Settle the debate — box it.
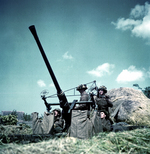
[143,86,150,98]
[133,84,150,98]
[0,114,18,125]
[23,113,32,121]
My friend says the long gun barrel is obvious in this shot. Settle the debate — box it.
[29,25,69,111]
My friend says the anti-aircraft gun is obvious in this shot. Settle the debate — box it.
[29,25,96,130]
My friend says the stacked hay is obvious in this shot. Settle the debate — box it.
[0,124,32,136]
[108,87,150,127]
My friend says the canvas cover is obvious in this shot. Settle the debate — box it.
[91,110,103,135]
[70,110,103,139]
[32,112,54,134]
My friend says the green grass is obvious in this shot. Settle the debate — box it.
[0,128,150,154]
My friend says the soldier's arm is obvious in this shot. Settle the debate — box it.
[106,95,113,107]
[54,117,64,128]
[74,104,87,110]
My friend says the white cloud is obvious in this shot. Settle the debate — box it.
[37,80,46,87]
[112,2,150,43]
[130,3,145,18]
[49,83,54,87]
[87,63,115,77]
[63,52,73,60]
[116,66,144,83]
[112,18,141,31]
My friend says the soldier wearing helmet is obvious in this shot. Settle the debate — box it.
[51,108,64,134]
[98,85,107,94]
[100,111,112,132]
[52,108,61,117]
[95,85,113,131]
[95,85,113,117]
[74,84,89,110]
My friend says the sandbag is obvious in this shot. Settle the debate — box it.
[32,112,54,134]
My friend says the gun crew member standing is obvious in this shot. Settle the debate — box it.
[74,84,89,110]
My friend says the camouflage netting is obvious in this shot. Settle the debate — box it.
[108,87,150,127]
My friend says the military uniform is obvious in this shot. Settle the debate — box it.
[101,118,112,132]
[74,84,89,110]
[95,86,113,117]
[53,116,64,134]
[95,95,113,117]
[51,108,64,134]
[95,86,113,132]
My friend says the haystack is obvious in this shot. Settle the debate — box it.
[108,87,150,127]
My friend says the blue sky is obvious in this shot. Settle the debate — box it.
[0,0,150,115]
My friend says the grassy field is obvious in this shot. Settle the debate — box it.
[0,128,150,154]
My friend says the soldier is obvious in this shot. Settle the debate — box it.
[41,96,65,134]
[74,84,89,110]
[95,85,113,131]
[100,111,112,132]
[95,85,113,117]
[51,108,64,134]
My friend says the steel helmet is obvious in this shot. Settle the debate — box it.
[98,85,107,93]
[76,84,88,91]
[53,108,61,116]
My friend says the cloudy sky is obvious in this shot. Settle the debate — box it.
[0,0,150,115]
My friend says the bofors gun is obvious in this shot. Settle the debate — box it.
[29,25,96,130]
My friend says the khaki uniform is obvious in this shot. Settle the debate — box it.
[101,118,112,132]
[95,94,113,132]
[74,91,89,110]
[95,94,113,117]
[53,116,64,134]
[51,109,64,134]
